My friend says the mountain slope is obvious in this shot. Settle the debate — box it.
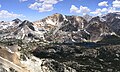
[103,13,120,35]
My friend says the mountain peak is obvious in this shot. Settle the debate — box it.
[53,13,62,15]
[19,20,31,26]
[12,18,22,23]
[18,20,35,31]
[83,14,92,22]
[48,13,63,19]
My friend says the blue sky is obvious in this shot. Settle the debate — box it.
[0,0,120,21]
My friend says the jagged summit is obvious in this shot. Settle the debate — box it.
[83,14,92,22]
[12,18,22,23]
[18,20,35,31]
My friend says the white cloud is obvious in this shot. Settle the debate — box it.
[19,0,28,2]
[37,0,63,4]
[0,10,24,18]
[70,5,90,15]
[90,8,108,16]
[107,7,120,13]
[91,7,120,16]
[98,1,108,7]
[112,0,120,8]
[29,0,63,12]
[101,8,108,12]
[29,2,42,10]
[90,9,102,16]
[70,5,80,13]
[80,6,90,14]
[0,4,1,8]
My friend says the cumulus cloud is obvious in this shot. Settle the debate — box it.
[107,7,120,13]
[70,5,80,13]
[29,0,63,12]
[0,10,24,18]
[90,9,102,16]
[70,5,90,15]
[91,7,120,16]
[69,0,120,16]
[98,1,108,7]
[80,6,90,14]
[112,0,120,8]
[29,2,42,10]
[90,8,108,15]
[101,8,108,12]
[91,0,120,16]
[19,0,28,2]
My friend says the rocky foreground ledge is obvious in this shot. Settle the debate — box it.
[0,39,120,72]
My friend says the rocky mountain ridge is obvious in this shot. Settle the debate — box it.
[1,12,120,43]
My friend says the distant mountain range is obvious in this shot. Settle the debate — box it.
[0,12,120,43]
